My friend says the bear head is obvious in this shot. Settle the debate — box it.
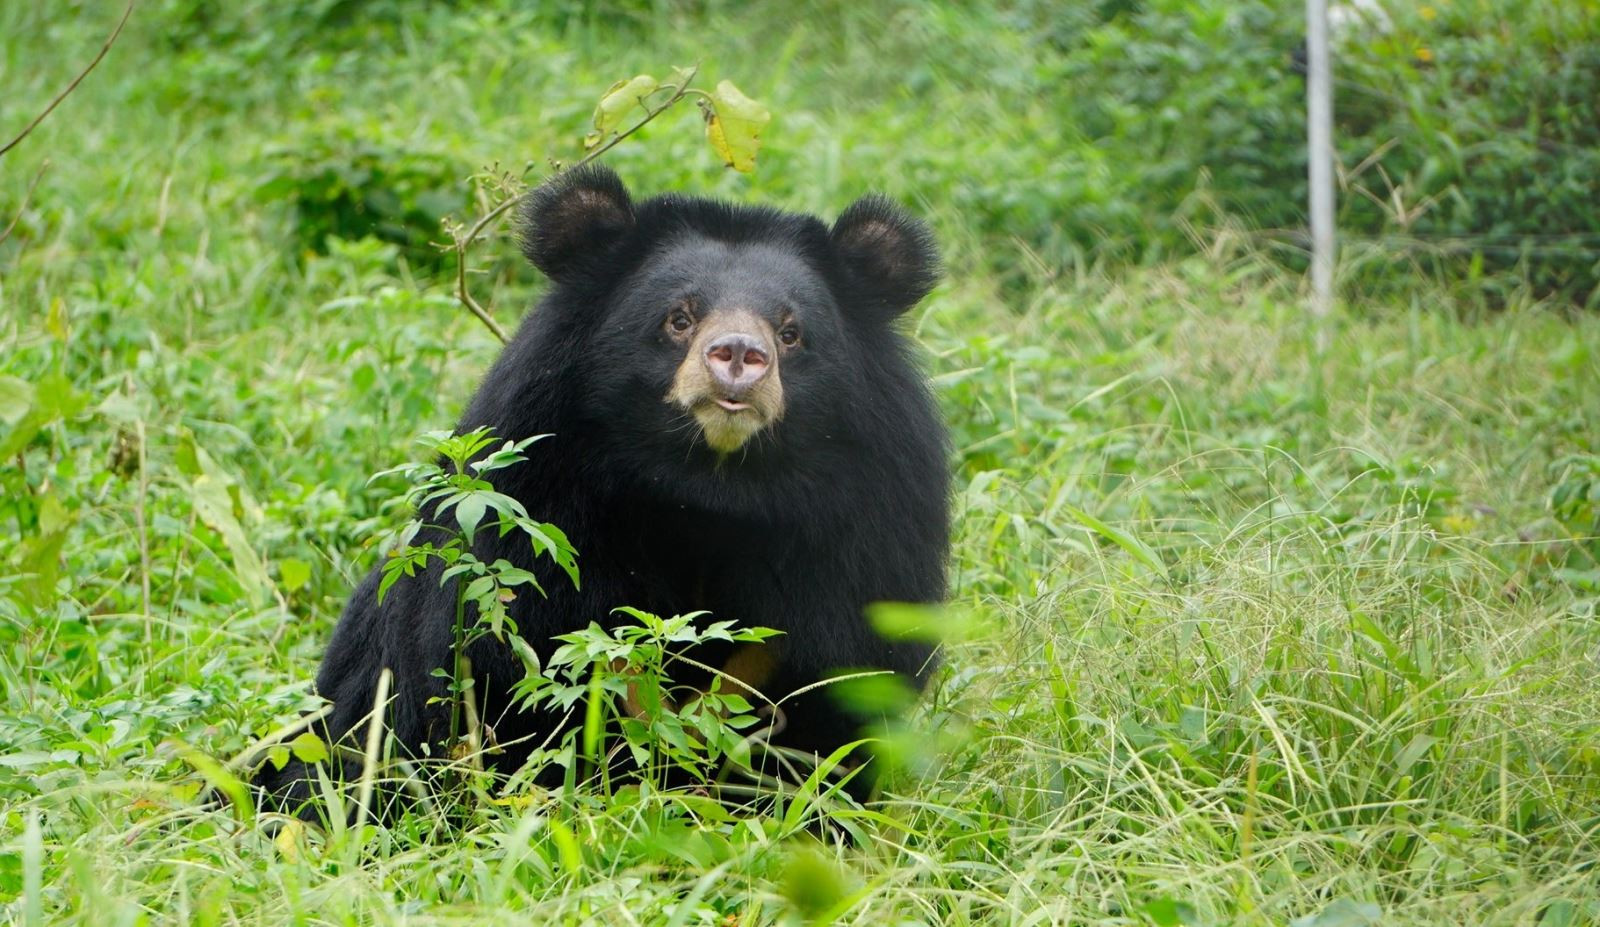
[516,165,939,484]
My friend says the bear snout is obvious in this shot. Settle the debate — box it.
[704,332,771,399]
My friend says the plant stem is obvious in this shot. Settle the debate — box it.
[450,581,467,748]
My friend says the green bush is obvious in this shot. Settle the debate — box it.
[1039,0,1308,253]
[255,124,468,267]
[1335,1,1600,305]
[114,0,1600,304]
[1000,0,1598,304]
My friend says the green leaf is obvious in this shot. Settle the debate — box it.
[0,374,35,426]
[32,372,87,421]
[587,74,659,148]
[0,373,76,459]
[1289,898,1384,927]
[702,80,770,173]
[175,741,254,821]
[865,601,944,642]
[351,363,377,394]
[377,560,405,603]
[1143,897,1197,926]
[0,410,43,458]
[463,574,496,604]
[718,692,754,713]
[1540,901,1578,927]
[493,566,538,587]
[288,732,328,764]
[178,430,271,605]
[455,494,486,540]
[508,632,543,674]
[582,659,606,763]
[1060,502,1169,580]
[546,817,584,876]
[192,472,271,606]
[273,818,307,862]
[828,672,916,713]
[781,847,852,920]
[45,296,69,340]
[440,559,481,584]
[279,558,312,593]
[16,493,72,607]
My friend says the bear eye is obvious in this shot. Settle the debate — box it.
[666,307,695,335]
[778,325,801,347]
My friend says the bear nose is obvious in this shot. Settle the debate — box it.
[704,333,771,397]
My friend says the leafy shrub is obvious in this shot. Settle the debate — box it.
[1335,1,1600,305]
[255,124,467,268]
[1040,0,1308,252]
[947,0,1598,303]
[150,0,405,51]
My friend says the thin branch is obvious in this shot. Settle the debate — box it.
[569,64,701,173]
[450,65,702,344]
[454,242,511,343]
[0,0,137,159]
[0,160,48,247]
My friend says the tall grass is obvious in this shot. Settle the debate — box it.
[2,2,1598,924]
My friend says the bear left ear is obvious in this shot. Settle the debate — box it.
[519,164,637,284]
[829,195,941,321]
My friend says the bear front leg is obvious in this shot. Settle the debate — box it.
[254,567,452,819]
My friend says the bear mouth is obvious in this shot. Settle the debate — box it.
[685,397,773,454]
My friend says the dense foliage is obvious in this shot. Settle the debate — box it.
[2,1,1598,924]
[1000,0,1600,303]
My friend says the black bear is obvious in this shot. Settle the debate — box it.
[256,165,949,811]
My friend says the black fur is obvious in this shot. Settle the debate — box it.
[255,167,948,812]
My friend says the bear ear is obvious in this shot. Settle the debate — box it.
[829,195,941,322]
[518,164,636,284]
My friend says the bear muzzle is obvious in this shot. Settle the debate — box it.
[666,309,786,454]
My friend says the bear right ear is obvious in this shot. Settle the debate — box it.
[829,194,941,323]
[518,164,636,284]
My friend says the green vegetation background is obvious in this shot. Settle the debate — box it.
[1,1,1598,924]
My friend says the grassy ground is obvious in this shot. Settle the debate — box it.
[3,3,1599,924]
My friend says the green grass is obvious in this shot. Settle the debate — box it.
[3,2,1600,924]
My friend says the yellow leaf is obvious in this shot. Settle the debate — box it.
[489,792,545,810]
[274,819,306,862]
[46,298,69,341]
[588,74,659,149]
[703,80,771,173]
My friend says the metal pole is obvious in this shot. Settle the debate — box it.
[1306,0,1335,350]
